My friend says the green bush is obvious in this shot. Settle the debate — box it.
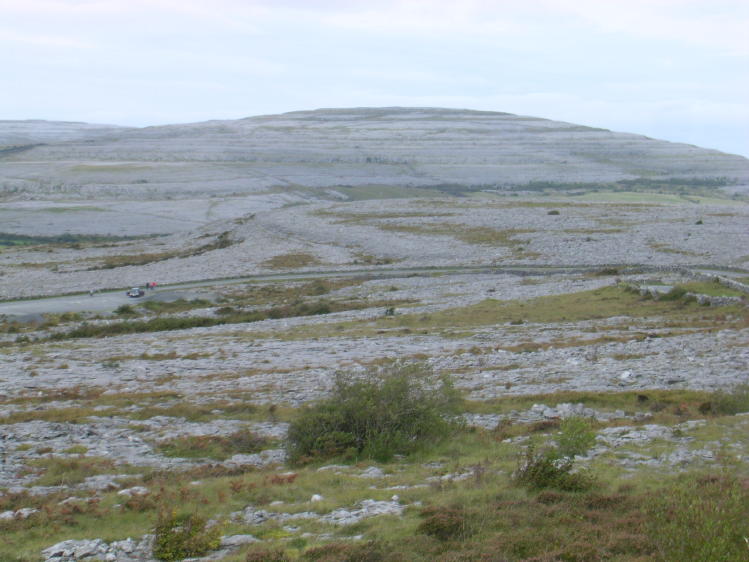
[513,443,594,491]
[556,416,597,458]
[286,364,462,463]
[152,511,221,561]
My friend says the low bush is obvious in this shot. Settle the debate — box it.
[286,364,462,463]
[152,511,221,561]
[513,443,594,491]
[556,416,597,458]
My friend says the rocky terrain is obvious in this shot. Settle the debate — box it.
[0,109,748,561]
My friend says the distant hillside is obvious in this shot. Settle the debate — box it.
[1,108,748,199]
[0,120,129,146]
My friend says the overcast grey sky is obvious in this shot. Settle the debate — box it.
[2,0,748,156]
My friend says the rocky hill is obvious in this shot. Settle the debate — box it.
[2,107,748,200]
[0,120,128,147]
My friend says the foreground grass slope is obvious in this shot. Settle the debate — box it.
[2,375,748,561]
[0,265,747,560]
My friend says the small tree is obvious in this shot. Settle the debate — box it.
[286,364,462,463]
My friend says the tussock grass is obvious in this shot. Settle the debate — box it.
[262,253,321,269]
[46,298,404,341]
[154,431,269,461]
[141,298,212,313]
[678,280,745,297]
[28,457,119,487]
[91,232,235,270]
[274,284,744,342]
[2,411,747,561]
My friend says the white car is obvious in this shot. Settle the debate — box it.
[126,287,145,298]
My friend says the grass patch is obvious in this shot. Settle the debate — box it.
[0,232,139,248]
[647,474,749,561]
[678,280,745,297]
[46,298,405,341]
[304,285,742,340]
[378,222,537,253]
[155,430,268,461]
[1,410,747,562]
[466,389,717,416]
[702,384,749,416]
[648,241,701,257]
[91,232,235,270]
[28,456,119,486]
[141,299,212,313]
[262,253,321,269]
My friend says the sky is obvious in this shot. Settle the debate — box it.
[2,0,748,156]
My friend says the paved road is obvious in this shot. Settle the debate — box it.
[1,263,745,319]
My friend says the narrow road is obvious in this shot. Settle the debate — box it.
[0,263,745,318]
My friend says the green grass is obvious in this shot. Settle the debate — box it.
[331,185,446,201]
[377,222,538,254]
[45,298,406,341]
[155,431,269,461]
[141,299,212,313]
[37,206,107,213]
[262,253,322,269]
[2,394,748,561]
[273,284,744,342]
[91,232,234,270]
[678,280,745,297]
[0,232,139,248]
[28,456,121,486]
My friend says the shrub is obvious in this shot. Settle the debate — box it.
[556,416,597,458]
[513,443,594,491]
[152,511,221,561]
[286,364,462,463]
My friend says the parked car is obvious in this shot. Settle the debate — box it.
[126,287,145,298]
